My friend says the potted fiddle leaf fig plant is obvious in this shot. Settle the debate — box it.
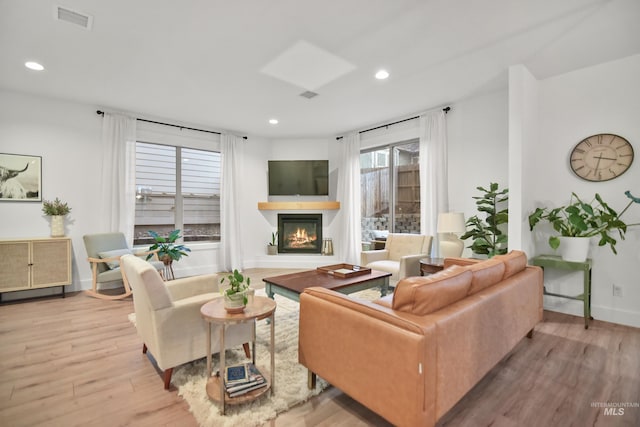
[460,183,509,257]
[528,191,637,262]
[145,229,191,279]
[220,269,251,313]
[42,197,71,237]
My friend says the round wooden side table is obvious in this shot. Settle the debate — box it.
[200,296,276,415]
[419,257,445,275]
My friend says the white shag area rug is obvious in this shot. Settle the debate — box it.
[128,288,382,427]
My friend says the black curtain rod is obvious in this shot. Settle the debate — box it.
[336,106,450,141]
[96,110,247,139]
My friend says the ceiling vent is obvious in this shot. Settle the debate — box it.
[299,91,318,99]
[54,5,93,30]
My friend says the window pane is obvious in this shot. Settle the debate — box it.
[360,148,390,244]
[360,140,420,247]
[134,143,176,245]
[393,142,420,234]
[182,148,221,242]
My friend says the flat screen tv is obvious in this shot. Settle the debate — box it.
[268,160,329,196]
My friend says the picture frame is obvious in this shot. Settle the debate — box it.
[0,153,42,201]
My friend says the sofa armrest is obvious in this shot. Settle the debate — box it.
[361,249,390,265]
[165,274,220,301]
[299,287,437,427]
[399,253,430,278]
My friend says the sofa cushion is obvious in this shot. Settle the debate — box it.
[365,260,400,278]
[492,250,527,279]
[392,265,472,315]
[467,258,506,295]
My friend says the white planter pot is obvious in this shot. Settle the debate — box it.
[50,215,65,237]
[558,236,590,262]
[224,290,247,314]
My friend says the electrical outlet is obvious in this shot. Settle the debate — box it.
[613,284,623,297]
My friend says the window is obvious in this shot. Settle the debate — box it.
[134,141,221,245]
[360,140,420,242]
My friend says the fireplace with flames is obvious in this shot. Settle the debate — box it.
[277,213,322,254]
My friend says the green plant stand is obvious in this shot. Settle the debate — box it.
[530,255,593,329]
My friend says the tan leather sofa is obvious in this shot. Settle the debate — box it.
[299,250,542,427]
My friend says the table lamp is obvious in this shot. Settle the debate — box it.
[437,212,466,258]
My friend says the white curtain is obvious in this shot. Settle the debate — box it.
[337,133,362,265]
[100,113,137,245]
[220,133,245,272]
[419,110,448,256]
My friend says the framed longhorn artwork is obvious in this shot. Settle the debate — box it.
[0,153,42,201]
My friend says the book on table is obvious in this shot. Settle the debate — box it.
[224,363,249,386]
[224,362,267,396]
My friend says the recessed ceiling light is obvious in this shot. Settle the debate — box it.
[269,119,279,125]
[25,61,45,71]
[375,69,389,80]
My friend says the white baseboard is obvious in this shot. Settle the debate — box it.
[544,296,640,328]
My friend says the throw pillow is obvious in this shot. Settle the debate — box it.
[467,258,506,295]
[98,248,133,269]
[371,230,389,240]
[392,265,472,315]
[492,250,527,279]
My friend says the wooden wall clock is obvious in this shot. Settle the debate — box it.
[569,133,634,182]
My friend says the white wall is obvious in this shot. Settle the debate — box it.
[508,65,540,254]
[243,138,342,269]
[522,54,640,327]
[447,89,509,257]
[0,90,230,299]
[0,90,104,299]
[348,95,509,260]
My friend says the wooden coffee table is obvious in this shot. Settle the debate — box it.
[263,268,391,302]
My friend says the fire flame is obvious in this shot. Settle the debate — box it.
[286,227,317,248]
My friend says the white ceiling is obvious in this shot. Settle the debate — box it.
[1,0,639,138]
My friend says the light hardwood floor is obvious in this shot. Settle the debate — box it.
[1,268,639,427]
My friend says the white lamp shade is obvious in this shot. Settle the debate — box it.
[437,212,466,234]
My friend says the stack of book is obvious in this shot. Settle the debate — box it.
[223,362,267,397]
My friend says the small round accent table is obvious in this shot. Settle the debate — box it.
[419,257,445,275]
[200,296,276,415]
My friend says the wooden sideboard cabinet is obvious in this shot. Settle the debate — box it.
[0,237,72,300]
